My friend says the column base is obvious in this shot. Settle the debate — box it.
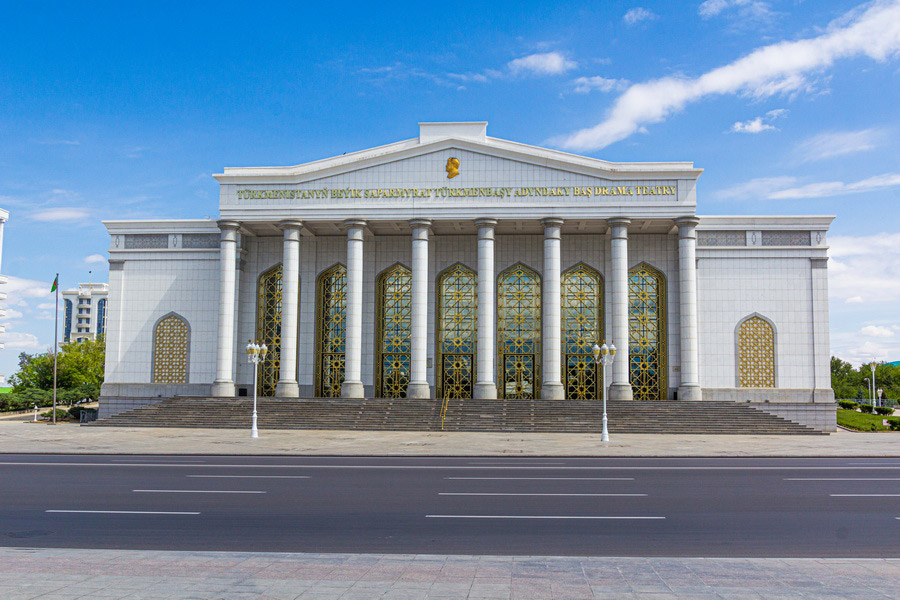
[211,380,235,398]
[541,382,565,400]
[608,383,633,401]
[341,380,365,399]
[406,381,431,399]
[275,380,300,398]
[474,382,497,399]
[677,385,702,401]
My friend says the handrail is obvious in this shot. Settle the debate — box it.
[440,395,451,430]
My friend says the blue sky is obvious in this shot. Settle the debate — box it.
[1,0,899,377]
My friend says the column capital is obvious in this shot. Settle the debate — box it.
[541,217,564,228]
[343,219,368,229]
[408,218,433,229]
[278,219,304,231]
[607,217,631,227]
[474,218,498,228]
[217,219,241,231]
[675,216,701,231]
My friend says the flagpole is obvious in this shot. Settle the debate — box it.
[52,273,58,425]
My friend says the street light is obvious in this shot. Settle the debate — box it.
[870,362,877,407]
[245,339,268,438]
[877,388,884,407]
[864,378,870,405]
[592,341,616,442]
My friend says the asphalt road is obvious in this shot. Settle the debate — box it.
[1,454,898,557]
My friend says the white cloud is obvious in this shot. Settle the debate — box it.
[699,0,775,22]
[624,7,659,25]
[794,128,885,162]
[36,139,80,146]
[552,0,900,151]
[37,302,57,310]
[30,207,91,222]
[828,233,900,305]
[768,172,900,199]
[730,108,786,133]
[6,276,52,304]
[711,176,798,201]
[508,52,577,76]
[572,76,630,94]
[861,325,896,337]
[84,254,106,264]
[2,308,23,319]
[0,331,40,350]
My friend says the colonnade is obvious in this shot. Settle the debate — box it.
[211,217,702,401]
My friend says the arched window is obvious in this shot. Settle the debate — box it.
[255,264,283,397]
[497,263,541,399]
[152,313,189,383]
[64,299,73,342]
[736,314,776,388]
[561,263,603,400]
[316,264,347,397]
[629,263,667,401]
[436,263,477,399]
[376,264,412,398]
[97,298,107,336]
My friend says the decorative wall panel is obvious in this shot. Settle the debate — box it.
[697,231,746,246]
[761,231,810,246]
[152,313,189,383]
[737,315,776,388]
[124,234,168,249]
[182,234,220,249]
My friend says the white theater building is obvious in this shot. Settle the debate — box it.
[100,122,835,429]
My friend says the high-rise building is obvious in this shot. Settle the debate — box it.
[62,283,109,343]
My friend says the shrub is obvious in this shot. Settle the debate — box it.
[859,404,874,414]
[887,418,900,431]
[40,408,70,421]
[875,406,894,416]
[838,400,859,410]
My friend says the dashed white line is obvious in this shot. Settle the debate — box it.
[445,477,634,481]
[46,510,200,515]
[187,475,310,479]
[132,489,265,494]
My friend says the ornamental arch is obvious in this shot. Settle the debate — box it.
[152,312,190,384]
[497,263,541,399]
[628,262,667,401]
[561,263,603,400]
[375,263,412,398]
[315,263,347,398]
[736,313,777,388]
[436,263,478,400]
[255,263,283,397]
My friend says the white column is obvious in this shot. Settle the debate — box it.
[608,218,633,401]
[541,218,565,400]
[407,219,432,399]
[212,220,240,397]
[676,217,702,401]
[275,220,302,398]
[474,218,498,399]
[341,220,366,398]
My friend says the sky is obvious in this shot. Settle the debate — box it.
[1,0,899,378]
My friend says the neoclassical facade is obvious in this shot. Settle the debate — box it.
[100,122,834,428]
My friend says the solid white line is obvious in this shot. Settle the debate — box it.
[785,478,900,481]
[439,492,646,497]
[46,510,200,515]
[426,515,665,519]
[132,489,265,494]
[830,494,900,497]
[445,477,635,480]
[469,461,566,465]
[4,462,900,470]
[187,475,310,479]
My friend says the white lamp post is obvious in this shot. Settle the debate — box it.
[870,362,877,407]
[592,342,616,442]
[245,340,268,438]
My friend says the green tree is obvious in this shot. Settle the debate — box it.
[831,356,900,403]
[10,336,105,401]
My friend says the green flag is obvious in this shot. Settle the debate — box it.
[50,274,58,292]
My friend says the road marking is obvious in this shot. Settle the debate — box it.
[785,478,900,481]
[830,494,900,497]
[187,475,310,479]
[469,461,566,465]
[445,477,635,480]
[112,459,206,463]
[426,515,664,520]
[132,489,265,494]
[4,462,900,471]
[439,492,646,497]
[46,510,200,515]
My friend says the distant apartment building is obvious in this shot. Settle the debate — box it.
[0,208,9,351]
[62,283,108,343]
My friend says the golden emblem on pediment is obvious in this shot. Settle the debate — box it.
[445,157,460,179]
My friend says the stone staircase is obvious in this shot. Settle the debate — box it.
[90,396,825,434]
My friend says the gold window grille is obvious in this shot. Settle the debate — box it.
[376,264,412,398]
[497,263,541,399]
[316,264,347,398]
[255,264,283,397]
[152,313,189,384]
[436,263,477,400]
[737,315,776,388]
[561,264,603,400]
[628,263,667,401]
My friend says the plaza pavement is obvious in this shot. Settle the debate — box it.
[0,416,897,457]
[1,547,899,600]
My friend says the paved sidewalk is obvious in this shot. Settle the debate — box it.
[1,547,898,599]
[0,419,898,456]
